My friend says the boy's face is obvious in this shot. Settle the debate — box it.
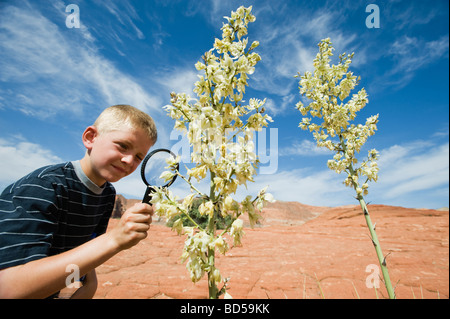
[82,127,153,186]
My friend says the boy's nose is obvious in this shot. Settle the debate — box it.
[121,154,134,165]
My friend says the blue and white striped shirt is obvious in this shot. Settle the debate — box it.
[0,161,115,269]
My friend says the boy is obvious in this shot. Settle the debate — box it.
[0,105,156,298]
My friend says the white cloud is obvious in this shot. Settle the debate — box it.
[247,168,350,207]
[81,50,163,113]
[250,6,359,102]
[156,68,198,97]
[279,139,333,157]
[111,172,145,199]
[0,2,162,118]
[94,0,145,40]
[381,35,450,89]
[263,95,297,116]
[392,5,441,31]
[0,137,63,190]
[257,139,449,208]
[373,141,449,200]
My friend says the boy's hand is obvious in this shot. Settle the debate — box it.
[108,203,154,250]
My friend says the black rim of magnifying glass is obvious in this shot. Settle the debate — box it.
[140,148,179,188]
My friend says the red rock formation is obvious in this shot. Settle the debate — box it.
[91,201,448,299]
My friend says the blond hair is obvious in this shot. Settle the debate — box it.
[93,105,157,143]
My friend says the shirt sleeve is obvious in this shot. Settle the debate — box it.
[0,176,61,270]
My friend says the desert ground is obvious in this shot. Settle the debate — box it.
[84,200,448,299]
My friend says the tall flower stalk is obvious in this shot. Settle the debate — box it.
[295,38,395,299]
[152,6,274,299]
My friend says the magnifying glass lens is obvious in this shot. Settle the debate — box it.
[142,151,173,188]
[141,149,179,204]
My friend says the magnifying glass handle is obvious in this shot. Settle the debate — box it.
[142,186,155,205]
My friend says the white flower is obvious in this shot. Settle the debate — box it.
[210,268,222,285]
[213,236,229,254]
[184,192,195,205]
[229,219,244,246]
[199,201,215,218]
[160,5,276,296]
[296,38,379,197]
[159,171,175,183]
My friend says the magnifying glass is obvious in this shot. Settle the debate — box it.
[141,148,179,204]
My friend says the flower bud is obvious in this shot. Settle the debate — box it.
[250,40,259,50]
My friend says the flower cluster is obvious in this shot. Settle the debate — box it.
[295,39,396,299]
[152,6,274,298]
[295,38,380,196]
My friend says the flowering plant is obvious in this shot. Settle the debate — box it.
[151,6,274,299]
[295,38,395,298]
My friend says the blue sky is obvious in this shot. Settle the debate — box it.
[0,0,448,209]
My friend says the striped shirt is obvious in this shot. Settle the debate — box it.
[0,161,115,270]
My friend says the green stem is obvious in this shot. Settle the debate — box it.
[174,104,192,122]
[207,171,218,299]
[226,122,249,144]
[180,209,203,231]
[219,193,259,237]
[357,195,396,299]
[162,192,204,231]
[340,135,395,299]
[175,171,209,199]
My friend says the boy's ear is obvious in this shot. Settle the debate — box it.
[82,126,98,150]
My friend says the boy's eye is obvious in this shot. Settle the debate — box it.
[117,142,128,150]
[116,141,143,162]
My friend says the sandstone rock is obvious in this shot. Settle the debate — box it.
[92,201,448,299]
